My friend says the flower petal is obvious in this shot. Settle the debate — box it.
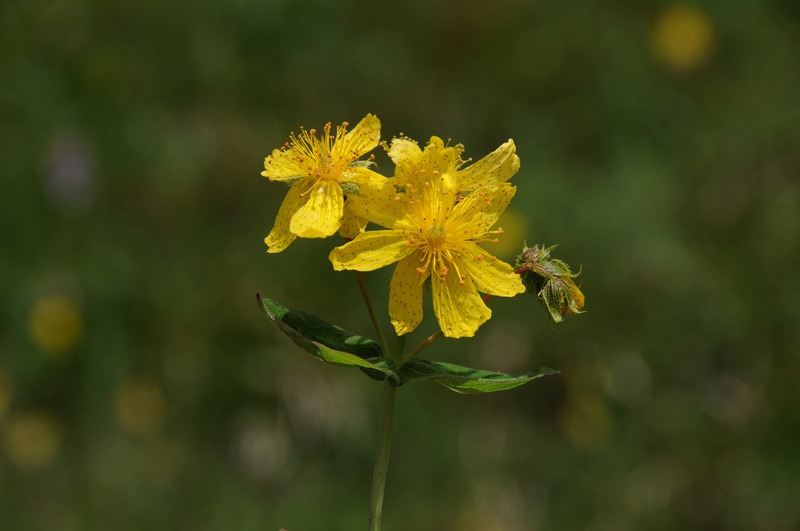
[329,231,414,272]
[290,180,343,238]
[387,137,422,165]
[344,169,403,228]
[457,139,520,191]
[387,137,423,185]
[564,277,585,314]
[338,114,381,158]
[451,183,517,233]
[432,272,491,338]
[389,255,426,336]
[338,207,367,239]
[448,183,517,238]
[264,181,305,253]
[458,246,525,297]
[262,149,307,182]
[420,136,458,182]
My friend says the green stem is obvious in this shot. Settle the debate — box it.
[369,380,397,531]
[402,330,442,365]
[355,270,390,356]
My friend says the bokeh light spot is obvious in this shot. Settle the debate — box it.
[114,379,168,437]
[4,410,63,469]
[488,205,527,260]
[28,294,85,356]
[0,366,11,419]
[558,390,612,448]
[650,3,716,73]
[43,131,97,213]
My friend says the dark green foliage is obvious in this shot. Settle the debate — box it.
[258,294,558,393]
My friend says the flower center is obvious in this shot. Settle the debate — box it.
[290,122,352,181]
[426,223,447,244]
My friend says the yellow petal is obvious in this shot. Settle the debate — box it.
[290,180,343,238]
[387,137,422,165]
[264,181,305,253]
[387,137,423,185]
[338,114,381,158]
[329,231,414,272]
[458,247,525,297]
[457,139,520,191]
[420,136,458,183]
[431,272,491,338]
[261,148,306,182]
[338,207,367,239]
[451,183,517,233]
[564,277,585,313]
[344,169,403,228]
[389,255,426,336]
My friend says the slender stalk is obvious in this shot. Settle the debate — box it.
[402,330,443,365]
[369,380,397,531]
[355,270,390,355]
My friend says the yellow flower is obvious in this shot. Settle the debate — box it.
[329,137,525,338]
[345,135,521,233]
[262,114,382,253]
[386,134,519,190]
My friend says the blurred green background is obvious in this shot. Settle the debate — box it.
[2,0,799,529]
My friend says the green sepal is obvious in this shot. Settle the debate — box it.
[517,244,585,323]
[398,358,559,394]
[256,293,398,383]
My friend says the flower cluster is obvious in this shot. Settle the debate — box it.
[262,114,580,338]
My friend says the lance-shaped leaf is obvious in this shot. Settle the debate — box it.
[256,293,398,382]
[397,358,559,394]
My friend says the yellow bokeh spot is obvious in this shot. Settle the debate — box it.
[489,206,527,260]
[650,3,715,73]
[4,410,62,469]
[0,367,11,419]
[558,390,611,448]
[28,294,84,355]
[114,379,168,436]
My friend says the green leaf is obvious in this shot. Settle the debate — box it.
[397,358,559,394]
[256,293,398,382]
